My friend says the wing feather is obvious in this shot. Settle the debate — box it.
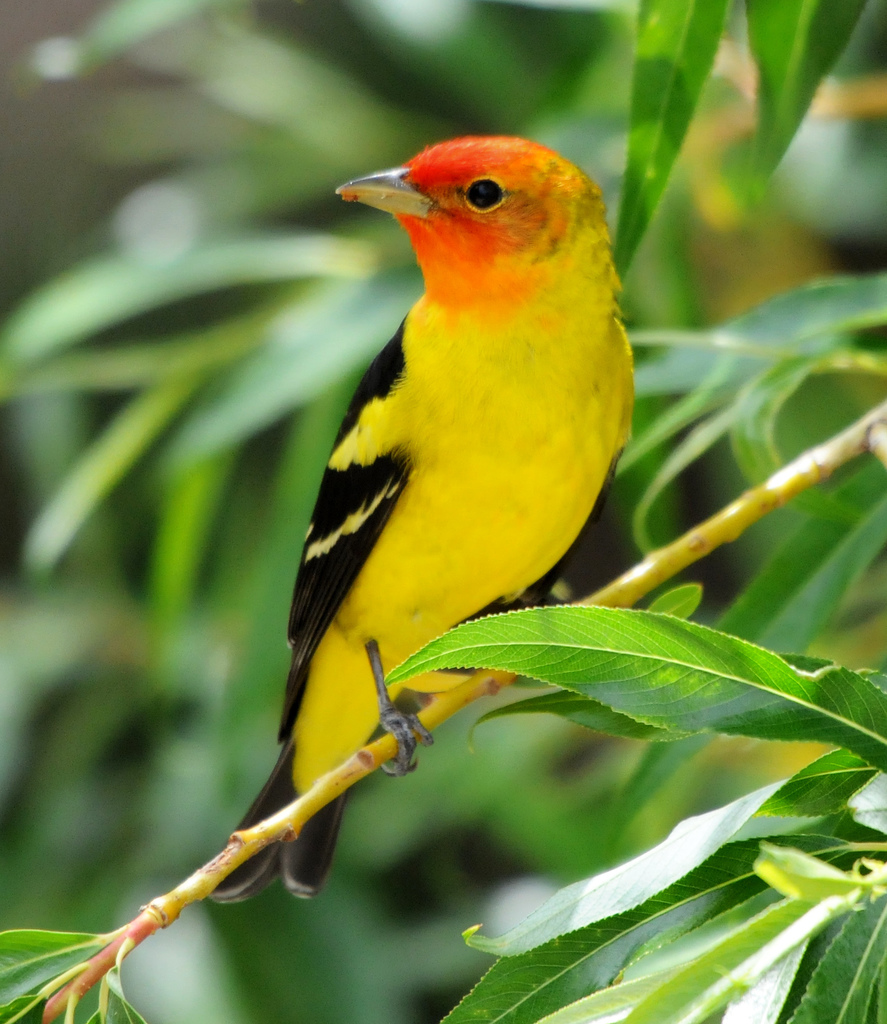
[278,322,409,740]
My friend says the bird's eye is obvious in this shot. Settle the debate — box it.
[466,179,504,210]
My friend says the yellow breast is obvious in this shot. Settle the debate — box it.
[292,288,632,790]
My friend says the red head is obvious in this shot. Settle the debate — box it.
[338,136,611,307]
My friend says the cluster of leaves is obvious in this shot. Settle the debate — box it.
[382,606,887,1022]
[2,0,887,1022]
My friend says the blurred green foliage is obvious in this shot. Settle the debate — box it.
[1,0,887,1021]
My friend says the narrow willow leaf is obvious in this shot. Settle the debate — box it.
[730,359,814,484]
[619,356,734,471]
[105,970,149,1024]
[623,895,857,1024]
[534,969,680,1024]
[11,315,262,396]
[461,782,780,956]
[0,235,373,364]
[631,272,887,399]
[632,348,748,397]
[388,607,887,774]
[0,930,103,1003]
[0,996,45,1023]
[756,491,887,653]
[474,691,670,741]
[77,0,239,68]
[722,941,807,1024]
[167,270,418,462]
[850,775,887,834]
[790,893,887,1024]
[719,462,886,642]
[24,376,198,571]
[647,583,702,619]
[633,404,736,551]
[755,844,864,902]
[747,0,869,181]
[149,453,232,632]
[758,749,876,819]
[721,272,887,348]
[614,0,730,272]
[445,840,773,1022]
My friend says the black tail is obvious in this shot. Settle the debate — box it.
[210,739,347,902]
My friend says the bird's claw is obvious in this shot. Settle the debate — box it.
[378,706,434,777]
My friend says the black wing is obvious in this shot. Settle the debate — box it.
[278,321,410,741]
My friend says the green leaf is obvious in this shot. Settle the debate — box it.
[149,454,232,634]
[631,272,887,400]
[445,839,774,1023]
[633,348,747,397]
[620,356,734,471]
[758,749,876,819]
[388,607,887,774]
[647,583,702,618]
[167,270,418,462]
[474,690,670,741]
[721,941,807,1024]
[105,969,150,1024]
[462,782,781,955]
[0,996,45,1023]
[77,0,242,68]
[24,376,198,571]
[533,969,680,1024]
[0,235,373,365]
[850,774,887,834]
[10,315,263,397]
[0,930,103,1003]
[753,491,887,652]
[747,0,869,181]
[755,844,865,902]
[614,0,730,272]
[719,462,887,642]
[721,273,887,346]
[622,895,855,1024]
[616,736,711,837]
[633,403,736,550]
[730,359,815,484]
[790,892,887,1024]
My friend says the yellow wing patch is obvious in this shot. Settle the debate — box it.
[329,417,381,470]
[304,479,403,562]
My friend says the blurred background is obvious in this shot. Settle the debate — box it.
[1,1,887,1022]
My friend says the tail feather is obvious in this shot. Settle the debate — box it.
[211,739,346,902]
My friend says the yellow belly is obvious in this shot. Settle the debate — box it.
[292,299,632,792]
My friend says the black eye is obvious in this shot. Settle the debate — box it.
[466,179,503,210]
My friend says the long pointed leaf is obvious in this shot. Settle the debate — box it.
[24,377,198,571]
[0,931,104,1003]
[389,607,887,773]
[463,783,781,955]
[790,893,887,1024]
[747,0,869,181]
[615,0,730,271]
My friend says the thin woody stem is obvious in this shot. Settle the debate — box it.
[587,394,887,609]
[41,394,887,1023]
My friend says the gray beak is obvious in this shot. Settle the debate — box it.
[336,167,431,218]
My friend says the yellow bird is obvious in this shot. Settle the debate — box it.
[212,136,633,901]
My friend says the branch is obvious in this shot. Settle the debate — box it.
[587,395,887,608]
[42,394,887,1023]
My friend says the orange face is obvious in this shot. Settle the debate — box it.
[339,135,606,308]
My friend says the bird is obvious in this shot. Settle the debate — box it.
[211,135,634,901]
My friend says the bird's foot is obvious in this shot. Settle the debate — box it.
[377,704,434,776]
[366,638,434,776]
